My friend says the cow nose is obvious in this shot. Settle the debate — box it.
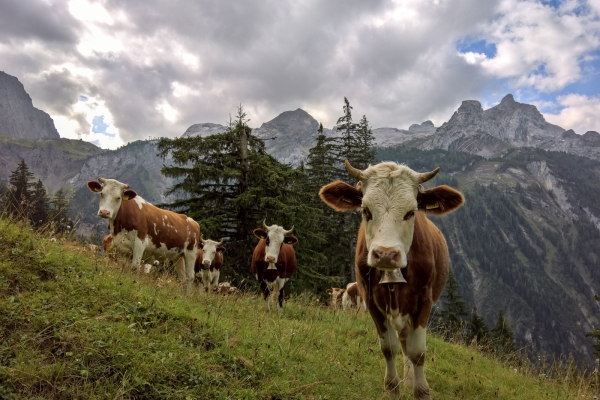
[98,209,110,219]
[203,260,210,266]
[372,247,401,265]
[266,255,276,263]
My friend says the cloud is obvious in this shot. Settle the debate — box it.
[0,0,598,148]
[544,94,600,134]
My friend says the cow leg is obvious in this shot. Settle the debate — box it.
[368,303,401,397]
[211,271,220,294]
[399,327,414,389]
[406,325,430,400]
[183,251,196,295]
[260,280,271,312]
[277,286,284,313]
[131,239,145,273]
[201,270,210,293]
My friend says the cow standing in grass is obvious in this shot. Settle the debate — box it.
[251,220,297,312]
[342,282,366,311]
[87,178,200,294]
[320,161,464,399]
[195,236,225,293]
[326,287,345,309]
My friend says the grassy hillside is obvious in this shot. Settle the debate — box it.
[0,219,595,399]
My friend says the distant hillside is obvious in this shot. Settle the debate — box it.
[0,71,59,140]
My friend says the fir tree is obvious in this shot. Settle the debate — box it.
[157,105,325,282]
[438,268,469,338]
[354,115,376,170]
[490,310,517,355]
[467,306,490,345]
[50,189,73,233]
[6,160,35,218]
[30,179,50,227]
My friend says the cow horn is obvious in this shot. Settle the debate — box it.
[284,225,294,235]
[417,167,440,184]
[345,160,363,180]
[217,238,224,246]
[200,234,205,244]
[262,219,269,230]
[98,177,105,183]
[124,184,130,189]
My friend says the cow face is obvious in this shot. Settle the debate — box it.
[327,288,345,308]
[253,221,297,266]
[320,161,464,271]
[199,237,225,269]
[87,178,137,220]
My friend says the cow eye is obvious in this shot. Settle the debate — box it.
[404,211,415,220]
[362,207,373,221]
[266,237,270,245]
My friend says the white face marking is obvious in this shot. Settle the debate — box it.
[96,179,128,219]
[264,225,287,263]
[200,239,221,266]
[359,163,420,269]
[329,288,344,307]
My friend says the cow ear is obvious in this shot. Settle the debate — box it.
[217,246,226,253]
[123,189,137,200]
[253,229,268,239]
[327,289,333,295]
[87,180,102,193]
[319,181,362,212]
[283,236,298,245]
[417,185,464,215]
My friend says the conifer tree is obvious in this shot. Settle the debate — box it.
[467,306,490,345]
[31,179,50,227]
[438,268,469,338]
[50,189,73,233]
[355,115,376,170]
[157,105,325,282]
[490,310,517,355]
[6,160,35,217]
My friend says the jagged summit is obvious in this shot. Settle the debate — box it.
[0,71,60,140]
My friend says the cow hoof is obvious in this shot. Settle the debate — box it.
[384,376,401,397]
[413,383,431,400]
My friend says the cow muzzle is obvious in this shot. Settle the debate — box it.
[202,260,211,269]
[98,209,110,219]
[371,246,402,269]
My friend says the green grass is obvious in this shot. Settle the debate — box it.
[0,218,595,399]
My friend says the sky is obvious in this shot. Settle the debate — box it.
[0,0,599,149]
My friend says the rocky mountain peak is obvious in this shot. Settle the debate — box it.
[0,71,60,139]
[258,108,318,136]
[500,93,515,105]
[408,120,435,133]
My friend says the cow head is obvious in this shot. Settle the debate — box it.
[253,220,298,267]
[320,160,464,271]
[198,236,225,269]
[327,287,345,308]
[87,178,137,220]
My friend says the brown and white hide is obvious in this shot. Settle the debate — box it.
[194,238,225,293]
[319,160,464,399]
[342,282,367,311]
[251,221,297,312]
[214,282,238,295]
[326,287,345,309]
[88,178,200,294]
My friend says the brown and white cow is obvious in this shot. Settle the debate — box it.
[87,178,200,294]
[194,236,225,293]
[342,282,366,311]
[251,220,298,312]
[326,287,345,309]
[320,161,464,399]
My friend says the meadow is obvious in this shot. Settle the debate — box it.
[0,218,595,399]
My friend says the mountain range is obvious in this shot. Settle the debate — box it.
[1,71,599,364]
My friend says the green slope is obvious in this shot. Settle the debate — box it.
[0,219,594,399]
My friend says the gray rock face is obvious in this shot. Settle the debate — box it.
[372,120,437,148]
[422,94,600,161]
[182,122,227,138]
[0,71,60,139]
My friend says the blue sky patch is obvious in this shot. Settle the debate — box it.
[456,38,497,59]
[79,95,88,102]
[92,115,109,134]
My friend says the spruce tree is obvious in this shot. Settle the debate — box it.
[6,160,35,218]
[355,115,376,170]
[50,189,73,233]
[157,105,325,282]
[490,310,517,355]
[30,179,50,227]
[438,268,469,338]
[467,306,490,345]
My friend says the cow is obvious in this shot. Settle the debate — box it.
[87,178,200,294]
[251,220,298,312]
[326,287,345,309]
[319,160,464,399]
[195,236,225,293]
[342,282,366,311]
[214,282,239,295]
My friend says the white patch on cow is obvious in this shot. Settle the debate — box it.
[143,264,152,273]
[133,196,146,210]
[153,223,158,235]
[379,319,401,393]
[263,225,288,263]
[201,269,220,293]
[406,326,430,396]
[255,274,258,280]
[359,163,421,269]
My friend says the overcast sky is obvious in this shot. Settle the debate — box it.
[1,0,599,149]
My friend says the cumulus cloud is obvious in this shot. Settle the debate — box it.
[0,0,598,147]
[544,94,600,134]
